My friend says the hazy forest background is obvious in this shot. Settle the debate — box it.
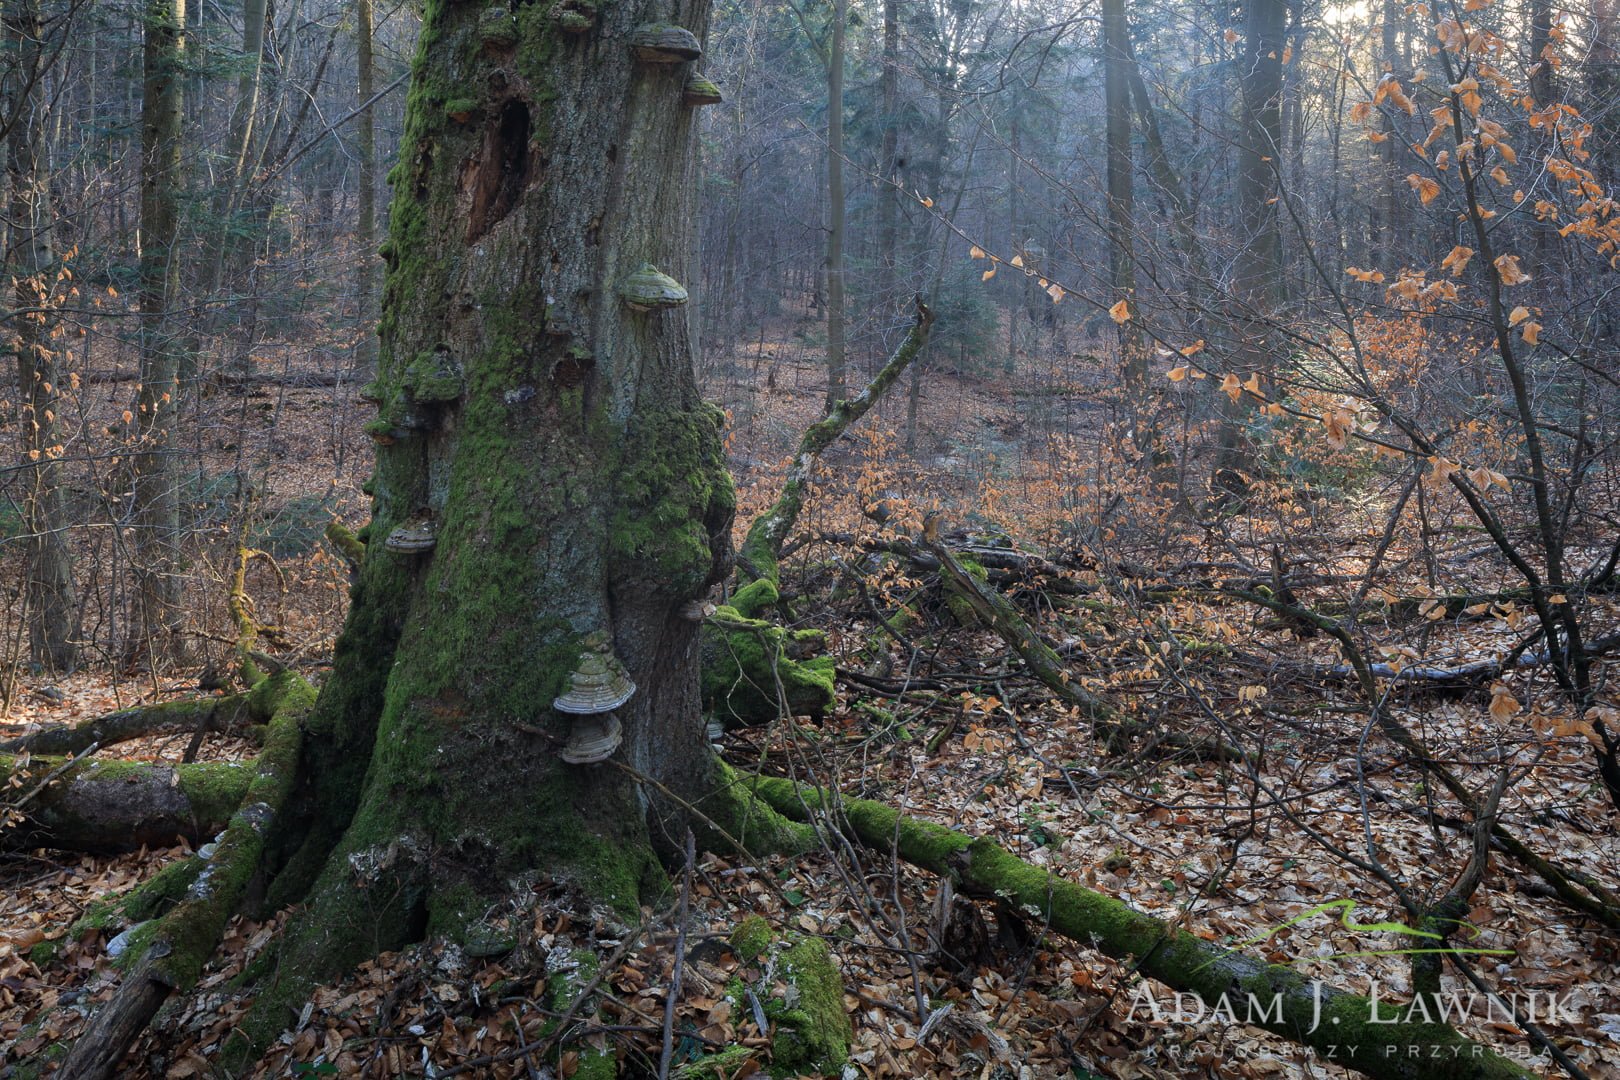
[2,0,1620,1076]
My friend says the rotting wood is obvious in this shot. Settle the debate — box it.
[2,753,252,852]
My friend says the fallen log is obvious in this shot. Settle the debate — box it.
[57,672,313,1080]
[920,519,1122,728]
[749,776,1537,1080]
[1313,631,1620,692]
[0,693,253,756]
[2,754,253,852]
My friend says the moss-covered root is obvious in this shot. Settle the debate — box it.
[57,673,313,1080]
[749,777,1537,1080]
[700,599,835,727]
[727,916,852,1074]
[690,762,816,857]
[1,754,253,854]
[0,693,254,756]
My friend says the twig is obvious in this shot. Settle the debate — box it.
[658,830,695,1080]
[11,741,101,809]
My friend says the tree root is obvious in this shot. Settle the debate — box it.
[56,673,313,1080]
[749,775,1538,1080]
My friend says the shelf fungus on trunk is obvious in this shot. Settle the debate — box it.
[618,263,688,312]
[682,74,722,106]
[383,516,438,555]
[552,633,634,764]
[628,23,701,63]
[552,3,593,33]
[402,347,465,405]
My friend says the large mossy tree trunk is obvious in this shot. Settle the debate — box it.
[231,0,737,1056]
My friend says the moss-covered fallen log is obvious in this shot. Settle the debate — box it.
[2,753,253,853]
[0,693,253,757]
[923,522,1123,728]
[922,524,1248,762]
[702,302,931,725]
[749,776,1537,1080]
[58,672,313,1080]
[702,587,836,725]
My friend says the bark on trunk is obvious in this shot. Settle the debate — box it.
[224,0,747,1061]
[355,0,378,376]
[1214,0,1286,493]
[7,0,80,672]
[824,0,847,409]
[128,0,188,666]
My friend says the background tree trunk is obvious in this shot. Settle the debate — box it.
[128,0,188,666]
[1213,0,1285,493]
[825,0,847,408]
[1102,0,1142,389]
[8,0,80,672]
[232,0,740,1052]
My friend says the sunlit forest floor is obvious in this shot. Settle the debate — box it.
[3,316,1618,1078]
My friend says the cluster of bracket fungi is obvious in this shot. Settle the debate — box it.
[553,632,635,763]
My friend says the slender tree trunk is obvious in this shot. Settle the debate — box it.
[8,0,79,672]
[1005,110,1020,375]
[1529,0,1555,108]
[354,0,377,376]
[204,0,268,303]
[825,0,847,408]
[1103,0,1142,389]
[1373,0,1404,265]
[225,0,761,1059]
[1213,0,1285,494]
[879,0,899,308]
[129,0,188,666]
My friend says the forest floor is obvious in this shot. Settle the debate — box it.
[2,323,1619,1078]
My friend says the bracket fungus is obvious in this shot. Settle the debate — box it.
[384,516,438,555]
[554,8,593,33]
[629,24,701,63]
[553,633,634,764]
[618,263,688,312]
[403,347,465,405]
[683,74,723,106]
[478,8,518,48]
